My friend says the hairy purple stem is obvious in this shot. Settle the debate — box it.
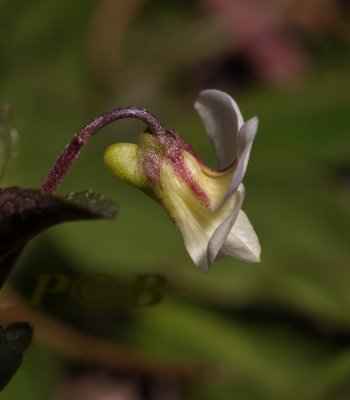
[41,107,164,194]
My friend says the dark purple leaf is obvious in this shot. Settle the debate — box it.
[0,322,33,391]
[0,188,118,287]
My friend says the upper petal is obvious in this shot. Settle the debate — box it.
[194,89,244,170]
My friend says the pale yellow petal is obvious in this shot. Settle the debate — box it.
[160,161,242,271]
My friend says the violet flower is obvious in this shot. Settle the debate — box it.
[104,90,260,271]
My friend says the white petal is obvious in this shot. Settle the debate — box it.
[177,209,216,272]
[219,210,261,263]
[170,183,243,273]
[224,116,259,200]
[194,89,244,170]
[207,184,245,269]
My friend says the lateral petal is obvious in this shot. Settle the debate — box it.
[165,171,243,272]
[207,184,245,269]
[219,210,261,263]
[224,116,259,201]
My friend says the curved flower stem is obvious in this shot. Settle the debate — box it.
[41,107,165,194]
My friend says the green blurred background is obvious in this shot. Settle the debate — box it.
[1,0,350,399]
